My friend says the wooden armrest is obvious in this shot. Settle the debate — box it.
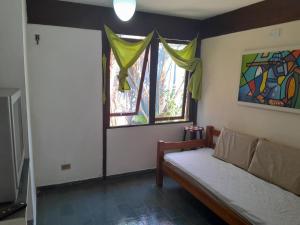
[156,126,220,187]
[156,139,207,187]
[158,139,207,152]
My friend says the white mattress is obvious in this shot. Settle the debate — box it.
[164,148,300,225]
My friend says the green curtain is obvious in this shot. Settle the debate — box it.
[158,34,202,100]
[105,25,153,92]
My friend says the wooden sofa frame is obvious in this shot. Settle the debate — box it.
[156,126,252,225]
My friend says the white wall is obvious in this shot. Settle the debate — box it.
[198,20,300,148]
[0,0,36,222]
[26,23,192,185]
[107,122,191,176]
[27,25,103,187]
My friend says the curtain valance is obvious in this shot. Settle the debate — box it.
[103,25,202,101]
[105,25,153,92]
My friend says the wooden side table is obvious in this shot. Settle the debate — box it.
[183,126,204,141]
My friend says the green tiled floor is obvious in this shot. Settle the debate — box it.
[37,173,227,225]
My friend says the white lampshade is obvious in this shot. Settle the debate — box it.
[113,0,136,22]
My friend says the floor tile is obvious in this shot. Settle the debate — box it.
[37,173,227,225]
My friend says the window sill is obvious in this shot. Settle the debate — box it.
[108,120,192,129]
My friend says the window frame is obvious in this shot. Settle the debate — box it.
[107,35,196,129]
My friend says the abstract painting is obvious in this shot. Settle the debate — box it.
[238,48,300,111]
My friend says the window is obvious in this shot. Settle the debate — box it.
[108,36,192,127]
[109,43,151,127]
[155,42,189,122]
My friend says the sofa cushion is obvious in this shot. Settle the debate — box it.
[248,139,300,196]
[213,128,258,170]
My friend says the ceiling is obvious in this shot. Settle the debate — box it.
[62,0,264,20]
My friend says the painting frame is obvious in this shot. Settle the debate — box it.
[237,45,300,114]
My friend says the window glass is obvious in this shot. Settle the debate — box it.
[109,48,150,127]
[155,42,189,122]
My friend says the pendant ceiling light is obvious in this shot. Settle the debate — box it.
[113,0,136,22]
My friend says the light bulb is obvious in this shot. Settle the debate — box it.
[113,0,136,22]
